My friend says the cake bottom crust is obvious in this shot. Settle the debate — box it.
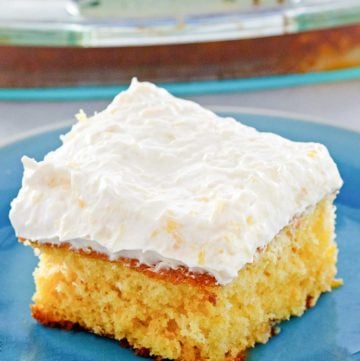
[29,197,339,361]
[31,306,247,361]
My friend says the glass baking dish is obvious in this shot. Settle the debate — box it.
[0,0,359,47]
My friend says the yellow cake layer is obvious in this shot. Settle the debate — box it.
[30,196,339,361]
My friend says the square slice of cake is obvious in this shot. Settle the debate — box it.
[10,79,343,361]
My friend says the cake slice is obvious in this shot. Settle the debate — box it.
[10,79,343,361]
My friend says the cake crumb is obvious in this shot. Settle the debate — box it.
[271,326,281,336]
[77,197,86,208]
[166,219,184,248]
[246,216,254,225]
[75,109,87,122]
[331,278,343,289]
[307,150,317,158]
[198,250,205,266]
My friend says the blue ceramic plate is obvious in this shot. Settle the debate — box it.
[0,109,359,361]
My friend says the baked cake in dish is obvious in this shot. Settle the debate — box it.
[10,79,343,361]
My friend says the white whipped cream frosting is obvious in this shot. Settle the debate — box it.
[10,79,343,284]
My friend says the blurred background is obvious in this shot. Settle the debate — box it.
[0,0,360,140]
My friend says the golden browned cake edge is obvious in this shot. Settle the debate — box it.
[23,196,340,361]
